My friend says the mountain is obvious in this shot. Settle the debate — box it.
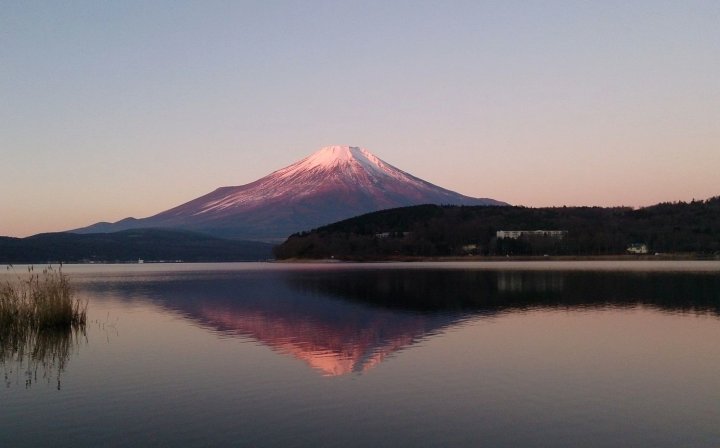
[0,229,274,263]
[73,145,506,241]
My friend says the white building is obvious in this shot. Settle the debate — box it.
[627,243,648,254]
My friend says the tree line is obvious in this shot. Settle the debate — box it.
[273,197,720,259]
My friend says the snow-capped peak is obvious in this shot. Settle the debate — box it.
[290,145,381,170]
[306,145,358,167]
[271,145,394,181]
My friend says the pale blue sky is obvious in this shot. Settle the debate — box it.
[2,1,719,236]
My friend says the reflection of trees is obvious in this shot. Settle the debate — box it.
[1,323,86,389]
[287,269,720,315]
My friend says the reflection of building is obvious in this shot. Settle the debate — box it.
[496,230,567,239]
[497,272,565,292]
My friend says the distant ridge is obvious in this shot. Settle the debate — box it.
[0,228,273,263]
[72,145,506,241]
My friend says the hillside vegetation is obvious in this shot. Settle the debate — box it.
[274,197,720,259]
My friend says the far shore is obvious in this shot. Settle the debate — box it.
[275,253,720,263]
[3,253,718,268]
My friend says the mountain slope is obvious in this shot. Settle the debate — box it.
[74,145,506,241]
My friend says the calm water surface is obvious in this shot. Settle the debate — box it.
[2,261,720,447]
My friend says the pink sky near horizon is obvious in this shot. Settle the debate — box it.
[2,2,718,237]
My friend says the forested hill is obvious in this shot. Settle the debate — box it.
[0,228,274,263]
[273,197,720,259]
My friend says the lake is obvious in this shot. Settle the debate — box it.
[2,261,720,447]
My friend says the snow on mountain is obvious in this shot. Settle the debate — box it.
[73,145,507,241]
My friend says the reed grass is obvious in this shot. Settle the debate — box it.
[1,265,87,387]
[0,265,86,330]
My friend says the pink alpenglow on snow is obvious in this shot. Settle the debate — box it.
[72,146,507,241]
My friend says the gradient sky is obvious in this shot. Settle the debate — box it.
[2,1,718,237]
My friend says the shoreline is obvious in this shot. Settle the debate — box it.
[275,253,720,263]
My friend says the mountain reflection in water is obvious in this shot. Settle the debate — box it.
[81,272,468,376]
[77,267,720,376]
